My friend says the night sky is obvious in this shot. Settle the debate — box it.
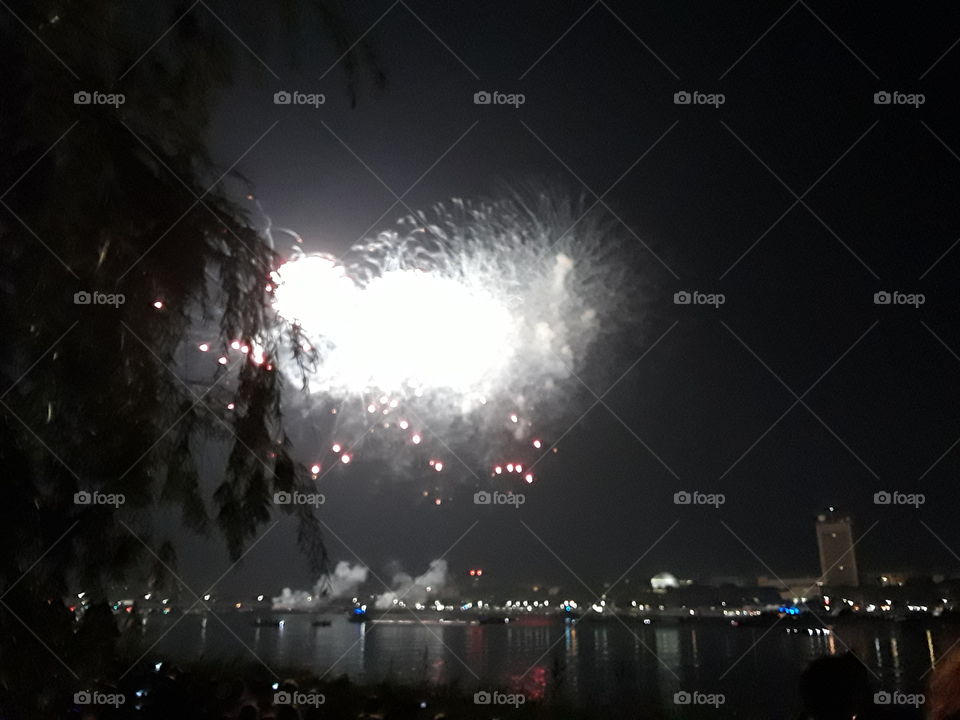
[172,0,960,598]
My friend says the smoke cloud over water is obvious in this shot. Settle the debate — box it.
[271,559,451,612]
[272,561,369,610]
[374,559,450,610]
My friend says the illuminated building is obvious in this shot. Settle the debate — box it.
[816,509,859,587]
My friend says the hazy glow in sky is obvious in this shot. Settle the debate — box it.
[272,254,517,396]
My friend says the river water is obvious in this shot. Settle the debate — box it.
[137,612,950,717]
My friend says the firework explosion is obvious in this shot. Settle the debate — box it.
[203,195,628,488]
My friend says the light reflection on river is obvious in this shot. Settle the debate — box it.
[136,614,953,717]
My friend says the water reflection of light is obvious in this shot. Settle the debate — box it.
[927,629,936,671]
[827,632,836,655]
[594,626,611,698]
[465,626,484,670]
[656,627,682,712]
[513,666,547,702]
[357,620,366,676]
[890,636,901,678]
[655,625,682,686]
[564,623,579,697]
[691,628,700,668]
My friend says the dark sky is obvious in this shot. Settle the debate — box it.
[174,0,960,599]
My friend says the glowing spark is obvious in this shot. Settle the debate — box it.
[198,343,209,352]
[331,443,342,453]
[399,420,409,430]
[524,473,534,483]
[434,462,443,472]
[533,439,541,448]
[310,464,321,474]
[231,340,241,350]
[506,463,514,472]
[153,300,163,309]
[510,414,519,423]
[494,466,502,474]
[341,454,351,464]
[217,356,228,365]
[411,433,422,445]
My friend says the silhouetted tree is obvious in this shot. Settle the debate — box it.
[0,2,381,716]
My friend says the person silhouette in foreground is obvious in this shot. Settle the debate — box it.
[798,652,918,719]
[929,649,960,720]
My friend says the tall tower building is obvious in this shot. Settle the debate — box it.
[815,510,859,587]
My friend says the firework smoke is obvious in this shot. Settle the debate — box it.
[272,561,369,610]
[269,194,629,477]
[374,559,450,609]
